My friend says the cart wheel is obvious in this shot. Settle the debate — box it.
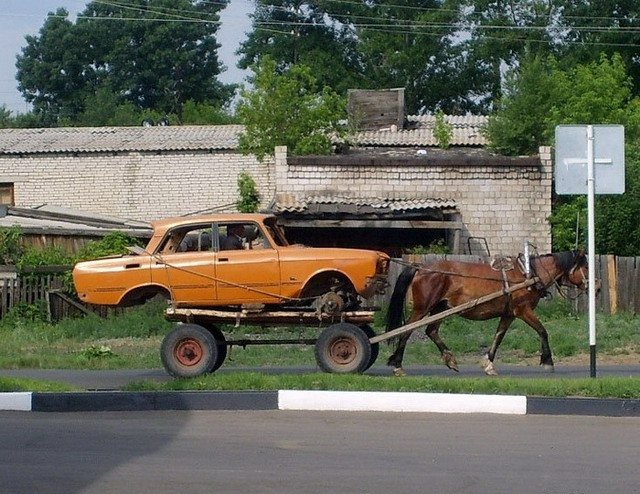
[360,325,379,371]
[161,324,218,378]
[315,323,372,374]
[206,325,227,373]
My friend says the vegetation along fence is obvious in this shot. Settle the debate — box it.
[0,265,118,321]
[0,254,638,321]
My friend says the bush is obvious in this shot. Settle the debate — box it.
[0,226,23,264]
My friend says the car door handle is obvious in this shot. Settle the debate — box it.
[125,263,140,269]
[218,258,229,262]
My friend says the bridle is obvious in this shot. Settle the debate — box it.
[555,256,589,299]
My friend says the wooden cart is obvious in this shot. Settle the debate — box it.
[160,278,537,378]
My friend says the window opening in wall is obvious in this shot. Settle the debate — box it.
[0,183,14,205]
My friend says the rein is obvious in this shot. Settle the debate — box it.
[391,254,590,300]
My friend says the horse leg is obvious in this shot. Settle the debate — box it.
[387,274,447,376]
[386,330,414,377]
[518,307,554,371]
[424,320,459,372]
[483,316,515,376]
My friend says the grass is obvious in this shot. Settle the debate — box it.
[123,372,640,399]
[0,297,639,397]
[0,377,76,393]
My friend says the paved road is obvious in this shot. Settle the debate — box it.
[1,410,639,494]
[2,364,640,390]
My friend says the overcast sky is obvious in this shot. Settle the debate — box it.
[0,0,253,114]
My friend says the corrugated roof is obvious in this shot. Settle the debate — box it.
[271,193,457,214]
[0,125,243,154]
[352,115,488,147]
[0,115,487,155]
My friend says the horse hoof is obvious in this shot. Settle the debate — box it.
[443,352,459,372]
[393,367,407,377]
[542,364,555,373]
[484,364,498,376]
[481,355,498,376]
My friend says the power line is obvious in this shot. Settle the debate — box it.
[10,1,638,50]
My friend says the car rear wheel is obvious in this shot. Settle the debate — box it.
[314,323,372,374]
[161,324,219,378]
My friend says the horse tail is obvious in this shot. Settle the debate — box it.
[385,265,418,333]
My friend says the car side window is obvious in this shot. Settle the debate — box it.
[217,223,272,251]
[158,225,214,254]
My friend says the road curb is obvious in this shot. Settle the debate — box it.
[2,390,640,416]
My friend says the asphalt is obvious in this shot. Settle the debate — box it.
[1,365,640,416]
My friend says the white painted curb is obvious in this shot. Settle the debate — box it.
[0,392,32,411]
[278,390,527,415]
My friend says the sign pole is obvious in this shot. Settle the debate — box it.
[586,125,597,378]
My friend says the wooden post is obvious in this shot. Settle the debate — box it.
[607,255,617,315]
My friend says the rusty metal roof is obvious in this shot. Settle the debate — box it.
[0,125,243,155]
[270,193,457,214]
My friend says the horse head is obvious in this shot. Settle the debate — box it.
[557,250,599,292]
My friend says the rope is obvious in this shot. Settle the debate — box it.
[152,252,307,304]
[390,255,588,297]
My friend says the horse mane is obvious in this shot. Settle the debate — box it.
[533,251,581,275]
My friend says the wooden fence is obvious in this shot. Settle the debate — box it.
[1,254,639,321]
[0,266,118,321]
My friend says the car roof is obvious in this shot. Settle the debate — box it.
[151,213,274,232]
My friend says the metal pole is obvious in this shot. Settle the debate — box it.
[587,125,597,378]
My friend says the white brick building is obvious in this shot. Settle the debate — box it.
[0,120,552,256]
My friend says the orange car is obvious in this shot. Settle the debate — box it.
[73,213,389,311]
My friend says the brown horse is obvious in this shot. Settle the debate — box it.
[385,251,591,376]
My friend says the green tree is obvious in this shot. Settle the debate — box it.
[180,100,235,125]
[0,106,12,128]
[237,1,364,97]
[236,172,260,213]
[484,54,557,155]
[486,53,640,155]
[236,57,345,160]
[558,1,640,93]
[486,53,640,255]
[239,0,491,114]
[16,2,234,124]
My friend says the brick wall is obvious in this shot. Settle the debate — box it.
[274,146,552,256]
[0,150,275,221]
[1,144,552,256]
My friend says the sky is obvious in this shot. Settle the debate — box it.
[0,0,253,114]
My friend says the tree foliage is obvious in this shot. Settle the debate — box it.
[489,53,640,255]
[486,53,640,156]
[236,172,260,213]
[236,57,345,160]
[16,2,234,124]
[238,0,491,114]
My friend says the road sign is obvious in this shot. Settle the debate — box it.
[555,125,625,378]
[555,125,625,195]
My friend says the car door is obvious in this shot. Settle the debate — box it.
[214,221,281,304]
[150,224,217,306]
